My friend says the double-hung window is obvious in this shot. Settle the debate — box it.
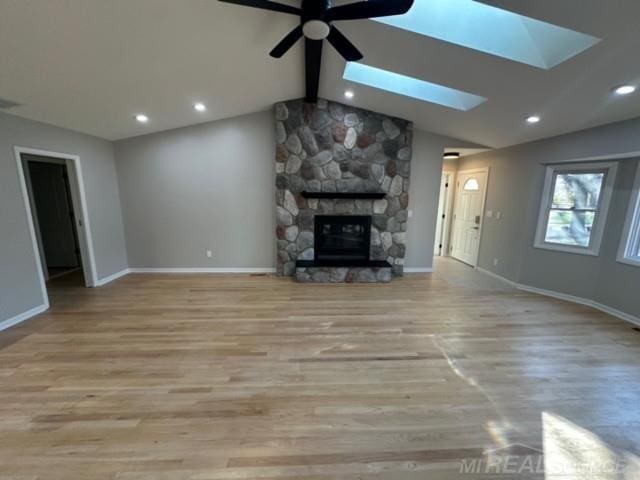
[534,162,617,256]
[617,163,640,266]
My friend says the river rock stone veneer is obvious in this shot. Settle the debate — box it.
[274,98,413,279]
[296,266,393,283]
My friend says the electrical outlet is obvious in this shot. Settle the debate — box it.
[486,210,493,218]
[493,258,499,266]
[408,210,414,218]
[206,250,213,258]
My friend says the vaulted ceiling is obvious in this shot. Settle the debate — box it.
[1,0,639,147]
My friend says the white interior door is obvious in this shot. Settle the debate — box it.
[451,170,488,266]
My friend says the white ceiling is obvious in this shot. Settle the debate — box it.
[1,0,640,147]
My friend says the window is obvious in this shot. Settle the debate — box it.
[617,163,640,266]
[463,178,480,191]
[534,162,617,256]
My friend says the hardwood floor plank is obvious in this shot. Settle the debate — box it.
[1,263,639,479]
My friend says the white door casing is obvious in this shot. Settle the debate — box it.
[434,172,454,256]
[14,146,98,293]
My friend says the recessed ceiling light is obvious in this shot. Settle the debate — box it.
[443,152,460,160]
[194,102,207,112]
[613,85,636,96]
[526,115,540,124]
[344,90,354,99]
[135,114,149,123]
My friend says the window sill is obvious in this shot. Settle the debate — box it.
[616,256,640,268]
[533,242,599,257]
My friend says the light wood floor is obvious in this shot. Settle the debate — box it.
[1,260,640,479]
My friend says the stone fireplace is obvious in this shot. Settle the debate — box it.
[274,98,413,282]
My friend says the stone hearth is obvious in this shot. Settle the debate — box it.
[274,98,413,282]
[296,265,392,283]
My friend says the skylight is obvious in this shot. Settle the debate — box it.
[343,63,487,111]
[374,0,601,69]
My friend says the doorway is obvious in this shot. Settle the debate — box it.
[15,147,97,304]
[26,159,83,281]
[450,168,489,266]
[434,172,454,256]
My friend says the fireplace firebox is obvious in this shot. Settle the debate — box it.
[314,215,371,263]
[295,214,392,279]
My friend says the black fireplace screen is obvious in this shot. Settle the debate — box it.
[314,215,372,262]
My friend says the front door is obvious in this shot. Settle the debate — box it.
[451,170,488,266]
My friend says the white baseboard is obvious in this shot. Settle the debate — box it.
[92,267,278,287]
[475,267,640,327]
[404,267,434,273]
[517,284,640,327]
[0,304,48,332]
[94,268,130,287]
[476,267,519,287]
[128,267,276,274]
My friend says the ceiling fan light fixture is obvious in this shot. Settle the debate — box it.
[219,0,415,102]
[303,20,331,40]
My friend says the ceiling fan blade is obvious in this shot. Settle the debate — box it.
[305,38,323,103]
[218,0,301,16]
[270,25,304,58]
[327,26,363,61]
[325,0,414,21]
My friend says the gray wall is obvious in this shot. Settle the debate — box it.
[0,111,128,322]
[114,111,277,269]
[459,117,640,318]
[594,159,640,316]
[114,110,475,271]
[407,130,468,269]
[6,100,638,323]
[1,104,473,327]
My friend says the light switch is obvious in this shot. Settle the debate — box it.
[408,210,414,218]
[496,211,502,220]
[486,210,493,218]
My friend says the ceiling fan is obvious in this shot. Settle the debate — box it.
[219,0,414,103]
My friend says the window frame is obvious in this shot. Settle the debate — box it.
[534,161,618,256]
[617,163,640,267]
